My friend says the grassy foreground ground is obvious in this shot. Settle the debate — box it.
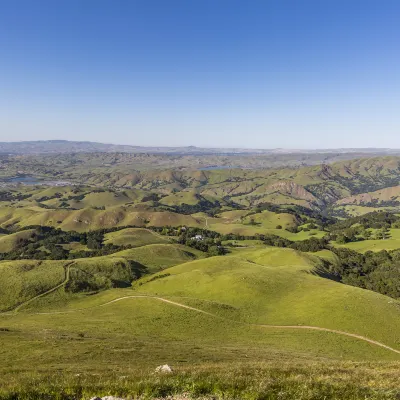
[1,361,400,400]
[1,245,399,399]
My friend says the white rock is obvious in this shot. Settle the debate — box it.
[155,364,173,373]
[102,396,126,400]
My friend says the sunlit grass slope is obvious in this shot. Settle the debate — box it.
[115,244,205,273]
[134,248,400,352]
[104,228,171,247]
[0,243,205,312]
[0,229,37,252]
[0,206,204,231]
[0,260,66,311]
[0,246,399,388]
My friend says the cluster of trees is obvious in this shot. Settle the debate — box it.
[0,191,32,202]
[331,211,400,231]
[175,227,226,255]
[326,248,400,299]
[362,199,400,208]
[36,192,63,202]
[324,212,400,244]
[0,224,228,260]
[0,226,122,261]
[262,235,328,252]
[167,198,222,217]
[330,173,400,197]
[326,224,391,244]
[222,232,328,252]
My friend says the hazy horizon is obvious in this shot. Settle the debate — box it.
[1,0,400,148]
[2,138,400,152]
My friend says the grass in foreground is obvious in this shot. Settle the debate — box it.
[0,362,399,400]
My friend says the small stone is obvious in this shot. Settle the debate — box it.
[155,364,173,373]
[102,397,126,400]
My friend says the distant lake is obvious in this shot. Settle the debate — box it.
[3,176,72,186]
[198,166,239,170]
[7,176,42,184]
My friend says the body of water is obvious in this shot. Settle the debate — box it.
[7,176,42,184]
[198,166,239,170]
[1,176,72,186]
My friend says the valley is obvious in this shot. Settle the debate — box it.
[1,149,400,399]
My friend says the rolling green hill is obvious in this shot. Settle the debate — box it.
[0,242,205,312]
[0,206,204,231]
[2,154,400,398]
[133,248,400,352]
[0,229,37,252]
[103,228,171,247]
[2,247,399,361]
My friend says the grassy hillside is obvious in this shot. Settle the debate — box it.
[3,155,400,398]
[160,190,200,206]
[0,229,37,252]
[2,248,398,360]
[115,244,205,273]
[0,234,399,399]
[0,242,205,313]
[104,228,171,247]
[134,248,400,352]
[337,185,400,206]
[4,155,400,212]
[0,259,66,311]
[0,206,204,231]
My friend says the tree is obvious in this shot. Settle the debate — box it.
[336,234,349,244]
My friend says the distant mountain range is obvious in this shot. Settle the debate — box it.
[1,140,400,155]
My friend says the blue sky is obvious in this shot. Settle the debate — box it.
[1,0,400,148]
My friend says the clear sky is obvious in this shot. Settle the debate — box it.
[1,0,400,148]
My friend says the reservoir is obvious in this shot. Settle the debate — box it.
[7,176,42,184]
[198,166,239,170]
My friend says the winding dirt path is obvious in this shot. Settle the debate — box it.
[2,290,400,356]
[100,295,400,355]
[13,262,73,312]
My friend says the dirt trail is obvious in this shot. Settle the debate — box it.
[101,295,400,355]
[12,262,74,312]
[2,291,400,356]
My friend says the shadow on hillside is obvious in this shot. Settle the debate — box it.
[128,260,149,280]
[309,264,342,283]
